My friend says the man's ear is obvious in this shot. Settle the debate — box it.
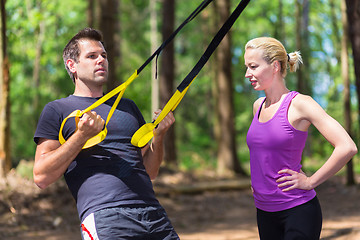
[66,59,76,74]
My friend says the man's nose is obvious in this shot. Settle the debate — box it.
[97,55,106,64]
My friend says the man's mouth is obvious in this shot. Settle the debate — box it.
[95,68,106,73]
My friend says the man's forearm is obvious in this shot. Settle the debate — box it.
[34,132,87,188]
[142,135,164,180]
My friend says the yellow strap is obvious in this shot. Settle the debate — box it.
[131,76,196,147]
[59,70,138,149]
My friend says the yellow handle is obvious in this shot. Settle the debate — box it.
[59,70,138,149]
[58,109,109,149]
[59,109,81,145]
[131,76,195,147]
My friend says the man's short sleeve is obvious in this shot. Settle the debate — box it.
[34,103,62,144]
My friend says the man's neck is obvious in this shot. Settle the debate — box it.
[74,82,104,98]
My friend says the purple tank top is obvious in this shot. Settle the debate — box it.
[246,91,316,212]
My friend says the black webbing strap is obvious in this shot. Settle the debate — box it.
[137,0,214,74]
[59,0,214,149]
[130,0,251,148]
[177,0,251,92]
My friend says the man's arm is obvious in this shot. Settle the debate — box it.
[33,111,104,189]
[142,111,175,180]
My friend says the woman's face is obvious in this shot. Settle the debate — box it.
[244,48,275,91]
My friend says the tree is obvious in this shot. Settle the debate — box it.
[87,0,121,91]
[295,0,311,95]
[330,0,341,60]
[32,2,45,130]
[345,1,360,123]
[150,0,159,112]
[0,0,11,178]
[294,0,314,159]
[213,0,245,176]
[344,0,358,185]
[87,0,95,27]
[99,0,121,91]
[160,0,177,167]
[274,0,285,42]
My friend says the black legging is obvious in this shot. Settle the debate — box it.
[256,197,322,240]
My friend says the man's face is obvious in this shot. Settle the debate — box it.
[73,39,108,87]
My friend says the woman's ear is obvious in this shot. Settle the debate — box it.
[273,60,280,73]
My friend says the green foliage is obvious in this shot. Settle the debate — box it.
[15,159,34,180]
[7,0,87,160]
[178,140,217,171]
[4,0,358,175]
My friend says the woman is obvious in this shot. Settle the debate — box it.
[244,37,357,240]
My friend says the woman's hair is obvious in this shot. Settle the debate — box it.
[245,37,302,77]
[62,28,104,82]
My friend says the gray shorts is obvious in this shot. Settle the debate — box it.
[80,205,180,240]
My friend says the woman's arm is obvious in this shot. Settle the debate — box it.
[277,94,357,191]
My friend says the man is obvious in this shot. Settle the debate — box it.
[33,28,179,240]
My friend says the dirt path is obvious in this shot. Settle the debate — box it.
[0,173,359,240]
[162,180,360,240]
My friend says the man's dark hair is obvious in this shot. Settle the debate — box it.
[63,28,104,83]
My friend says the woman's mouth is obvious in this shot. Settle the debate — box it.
[249,79,257,86]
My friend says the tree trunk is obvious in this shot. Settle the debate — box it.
[33,20,45,128]
[274,0,285,42]
[211,1,221,151]
[87,0,95,28]
[160,0,177,167]
[295,0,311,95]
[0,0,11,178]
[150,0,159,112]
[330,0,341,61]
[295,0,313,159]
[343,0,356,185]
[346,0,360,162]
[346,0,360,118]
[99,0,121,91]
[214,0,245,177]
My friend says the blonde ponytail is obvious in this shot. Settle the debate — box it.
[288,51,303,73]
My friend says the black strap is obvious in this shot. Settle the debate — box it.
[177,0,251,92]
[137,0,214,74]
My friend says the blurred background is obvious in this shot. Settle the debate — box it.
[0,0,359,239]
[1,0,359,181]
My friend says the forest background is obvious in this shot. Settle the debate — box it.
[0,0,360,184]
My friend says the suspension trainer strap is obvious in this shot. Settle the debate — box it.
[138,0,214,74]
[58,71,138,148]
[131,0,251,147]
[58,0,214,149]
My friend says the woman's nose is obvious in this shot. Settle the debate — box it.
[245,69,251,78]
